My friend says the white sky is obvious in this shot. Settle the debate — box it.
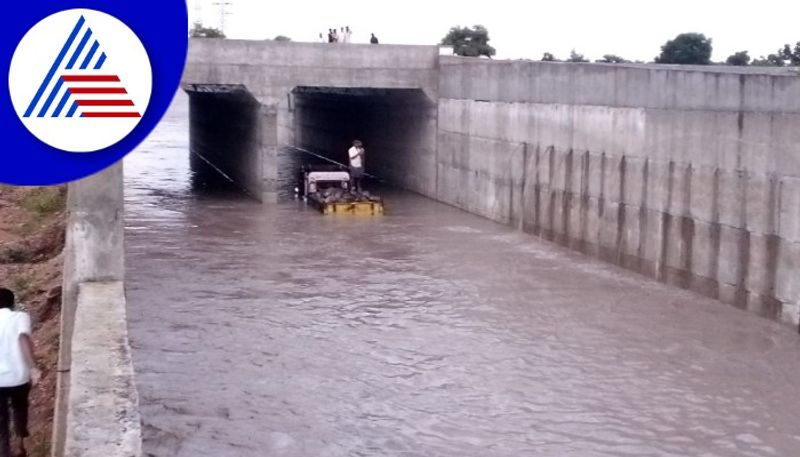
[190,0,799,62]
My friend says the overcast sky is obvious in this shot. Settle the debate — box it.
[190,0,799,62]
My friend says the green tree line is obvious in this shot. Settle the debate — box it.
[440,26,799,67]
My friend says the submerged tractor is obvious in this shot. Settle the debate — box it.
[297,164,384,216]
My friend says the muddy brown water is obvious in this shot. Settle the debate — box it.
[124,92,800,457]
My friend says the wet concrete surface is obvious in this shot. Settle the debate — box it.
[124,92,800,457]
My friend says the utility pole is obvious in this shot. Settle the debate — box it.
[194,0,203,24]
[211,0,233,35]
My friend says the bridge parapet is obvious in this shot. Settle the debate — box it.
[183,39,440,105]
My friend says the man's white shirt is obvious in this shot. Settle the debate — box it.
[0,308,31,387]
[348,146,363,168]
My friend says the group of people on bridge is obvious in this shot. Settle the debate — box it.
[319,27,379,44]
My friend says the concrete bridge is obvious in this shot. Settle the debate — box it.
[182,39,800,326]
[54,39,800,456]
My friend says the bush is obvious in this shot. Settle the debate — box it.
[21,188,65,216]
[9,276,32,302]
[0,247,30,264]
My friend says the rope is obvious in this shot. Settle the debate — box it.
[286,146,383,182]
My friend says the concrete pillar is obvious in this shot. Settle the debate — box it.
[259,103,279,203]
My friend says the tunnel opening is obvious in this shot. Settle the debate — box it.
[288,86,437,197]
[185,85,438,201]
[185,84,264,199]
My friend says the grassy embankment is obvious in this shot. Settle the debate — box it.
[0,186,66,457]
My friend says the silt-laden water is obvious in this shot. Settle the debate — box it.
[124,92,800,457]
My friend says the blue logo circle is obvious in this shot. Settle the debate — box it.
[2,1,188,185]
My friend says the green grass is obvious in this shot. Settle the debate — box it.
[21,187,65,217]
[27,434,50,457]
[0,246,30,264]
[8,276,32,303]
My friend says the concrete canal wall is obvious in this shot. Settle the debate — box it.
[55,164,141,457]
[182,39,800,326]
[437,57,800,325]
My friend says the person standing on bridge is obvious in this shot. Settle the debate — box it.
[348,140,365,192]
[0,288,39,457]
[370,33,379,44]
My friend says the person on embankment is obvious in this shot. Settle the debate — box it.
[0,288,39,457]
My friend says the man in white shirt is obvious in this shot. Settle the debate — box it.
[0,288,39,457]
[348,140,365,192]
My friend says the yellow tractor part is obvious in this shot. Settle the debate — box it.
[319,200,384,216]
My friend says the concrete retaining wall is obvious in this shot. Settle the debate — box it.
[54,163,141,457]
[64,281,140,457]
[182,41,800,326]
[436,57,800,325]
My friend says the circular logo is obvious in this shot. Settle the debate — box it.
[1,0,187,185]
[8,9,152,153]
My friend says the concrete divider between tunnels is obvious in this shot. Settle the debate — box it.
[53,163,141,457]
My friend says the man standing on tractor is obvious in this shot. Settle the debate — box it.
[348,140,365,192]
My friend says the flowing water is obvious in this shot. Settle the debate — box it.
[124,91,800,457]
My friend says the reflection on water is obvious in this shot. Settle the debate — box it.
[124,91,800,457]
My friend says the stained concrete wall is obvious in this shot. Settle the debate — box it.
[64,281,141,457]
[183,40,440,105]
[54,164,141,457]
[436,57,800,325]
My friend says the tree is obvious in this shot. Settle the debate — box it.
[655,33,712,65]
[596,54,630,63]
[190,22,225,38]
[752,53,786,67]
[541,52,559,62]
[726,51,750,66]
[778,42,800,66]
[274,35,291,42]
[567,49,588,62]
[440,25,496,58]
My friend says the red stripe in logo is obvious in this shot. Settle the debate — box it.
[82,112,142,118]
[61,75,121,82]
[69,87,128,94]
[76,99,135,106]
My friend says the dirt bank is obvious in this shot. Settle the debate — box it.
[0,185,66,457]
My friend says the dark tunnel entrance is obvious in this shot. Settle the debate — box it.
[184,85,438,201]
[186,84,264,199]
[289,86,437,197]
